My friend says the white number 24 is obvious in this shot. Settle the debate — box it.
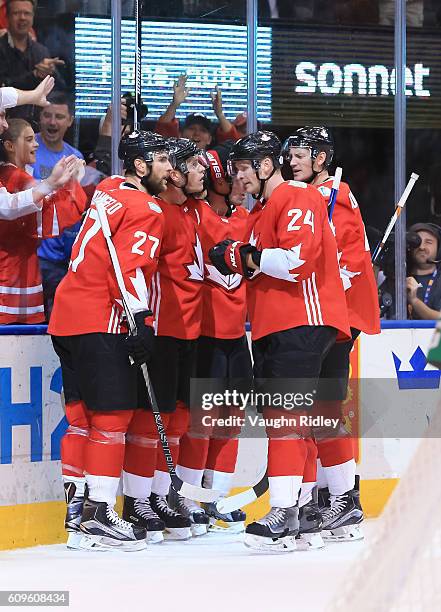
[287,209,314,233]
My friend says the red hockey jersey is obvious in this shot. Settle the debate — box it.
[317,179,380,335]
[147,196,204,340]
[49,182,164,336]
[0,163,86,324]
[246,180,351,341]
[189,199,249,339]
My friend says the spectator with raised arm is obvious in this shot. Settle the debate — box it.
[0,0,65,120]
[155,74,241,149]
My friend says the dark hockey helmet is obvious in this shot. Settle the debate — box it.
[118,130,170,170]
[227,131,283,177]
[282,126,334,167]
[167,137,205,175]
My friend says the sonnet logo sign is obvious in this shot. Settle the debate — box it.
[272,24,439,128]
[295,61,430,97]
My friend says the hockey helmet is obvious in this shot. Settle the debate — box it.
[118,130,171,170]
[282,126,334,167]
[227,131,283,177]
[166,137,206,175]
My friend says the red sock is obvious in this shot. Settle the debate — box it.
[303,438,318,482]
[124,410,171,478]
[317,437,355,467]
[267,438,307,477]
[61,400,90,478]
[84,410,134,477]
[206,438,238,473]
[178,434,209,470]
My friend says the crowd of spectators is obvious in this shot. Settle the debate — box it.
[0,0,440,326]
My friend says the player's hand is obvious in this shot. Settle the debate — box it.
[211,85,224,118]
[172,74,189,107]
[406,276,420,304]
[125,311,155,366]
[209,239,260,278]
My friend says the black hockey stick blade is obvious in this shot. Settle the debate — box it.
[216,471,269,513]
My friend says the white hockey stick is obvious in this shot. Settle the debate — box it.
[372,172,419,264]
[95,200,221,503]
[216,470,268,514]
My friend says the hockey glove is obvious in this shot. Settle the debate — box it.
[209,239,261,279]
[125,310,155,366]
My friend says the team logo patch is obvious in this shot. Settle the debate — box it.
[148,201,162,214]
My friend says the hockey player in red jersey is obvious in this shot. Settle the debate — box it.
[49,131,173,551]
[284,126,380,542]
[0,118,87,323]
[174,143,252,533]
[209,131,351,551]
[120,137,208,540]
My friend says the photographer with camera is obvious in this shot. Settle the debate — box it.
[406,223,441,320]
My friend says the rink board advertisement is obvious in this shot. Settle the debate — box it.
[0,327,439,549]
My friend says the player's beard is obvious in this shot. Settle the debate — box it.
[141,172,166,196]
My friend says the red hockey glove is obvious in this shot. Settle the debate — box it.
[125,310,155,366]
[209,239,261,279]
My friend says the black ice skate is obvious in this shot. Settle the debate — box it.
[244,506,299,552]
[149,493,192,540]
[202,501,246,534]
[296,487,325,551]
[168,488,209,536]
[64,482,84,550]
[318,486,330,511]
[79,498,147,551]
[122,495,165,544]
[321,478,364,542]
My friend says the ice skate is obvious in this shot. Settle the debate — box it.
[79,498,147,551]
[244,506,299,552]
[64,482,84,550]
[168,488,209,536]
[122,495,165,544]
[296,488,325,550]
[149,493,192,540]
[203,501,246,534]
[321,480,364,542]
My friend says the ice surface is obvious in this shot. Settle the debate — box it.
[0,523,375,612]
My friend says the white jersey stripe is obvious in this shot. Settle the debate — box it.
[302,280,313,325]
[0,305,44,315]
[153,271,161,335]
[311,272,324,325]
[107,305,115,333]
[307,278,319,325]
[0,284,43,295]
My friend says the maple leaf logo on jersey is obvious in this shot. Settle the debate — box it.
[205,264,242,291]
[115,267,149,312]
[185,233,204,281]
[287,243,306,281]
[338,251,361,291]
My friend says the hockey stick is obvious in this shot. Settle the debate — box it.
[372,172,419,264]
[327,166,342,220]
[133,0,142,130]
[95,200,221,503]
[216,470,268,514]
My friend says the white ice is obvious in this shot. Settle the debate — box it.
[0,522,375,612]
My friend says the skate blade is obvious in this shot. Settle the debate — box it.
[296,532,325,551]
[322,524,364,542]
[209,521,245,534]
[146,530,164,544]
[66,531,84,550]
[164,527,192,541]
[79,534,147,552]
[244,533,297,553]
[191,523,208,537]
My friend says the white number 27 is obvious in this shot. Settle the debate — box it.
[132,231,160,258]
